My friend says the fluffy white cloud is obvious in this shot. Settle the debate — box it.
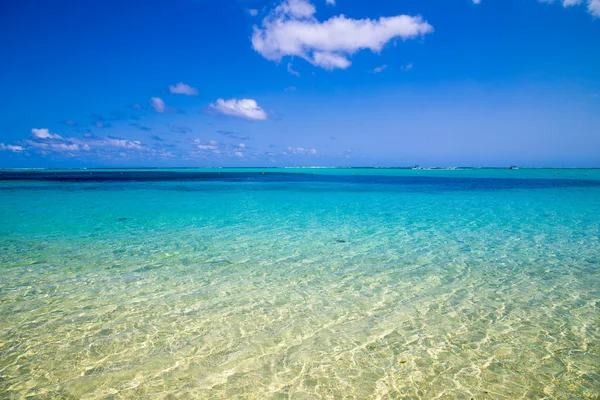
[251,0,433,70]
[150,97,166,113]
[31,128,62,139]
[248,8,259,16]
[210,98,268,120]
[169,82,199,95]
[472,0,481,4]
[277,0,316,18]
[0,143,24,152]
[326,0,335,5]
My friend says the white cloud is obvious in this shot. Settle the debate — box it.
[286,146,318,155]
[191,139,253,158]
[537,0,600,15]
[210,98,268,120]
[150,97,166,113]
[326,0,335,5]
[472,0,481,4]
[589,0,600,15]
[197,144,219,150]
[402,63,413,71]
[287,62,300,76]
[31,128,62,139]
[51,143,81,152]
[95,138,143,150]
[0,143,24,152]
[169,82,199,95]
[193,139,219,151]
[312,51,351,69]
[20,129,146,156]
[277,0,316,18]
[248,8,259,16]
[372,64,387,73]
[251,0,433,70]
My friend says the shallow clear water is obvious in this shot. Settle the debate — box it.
[1,169,599,399]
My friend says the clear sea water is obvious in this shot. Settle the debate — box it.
[1,168,599,399]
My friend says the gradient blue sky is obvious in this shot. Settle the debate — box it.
[0,0,599,167]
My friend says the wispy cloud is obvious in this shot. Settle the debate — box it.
[283,146,318,155]
[510,0,600,16]
[191,139,256,158]
[169,82,199,95]
[371,64,387,73]
[193,139,220,152]
[130,122,152,132]
[95,121,111,128]
[150,97,166,113]
[538,0,581,5]
[31,128,62,139]
[210,98,268,120]
[218,130,252,140]
[251,0,433,70]
[287,62,300,77]
[94,138,143,150]
[24,140,89,152]
[19,127,147,156]
[247,8,259,16]
[171,125,192,134]
[0,143,24,152]
[589,0,600,15]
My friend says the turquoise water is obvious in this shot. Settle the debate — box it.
[1,168,599,399]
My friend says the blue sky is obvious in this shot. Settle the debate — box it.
[0,0,599,167]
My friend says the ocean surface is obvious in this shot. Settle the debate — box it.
[1,168,599,399]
